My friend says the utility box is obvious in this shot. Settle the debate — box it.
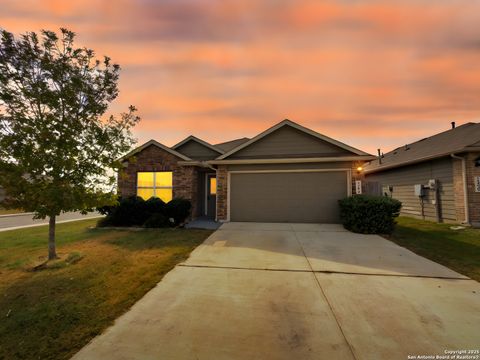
[428,179,437,189]
[414,184,425,197]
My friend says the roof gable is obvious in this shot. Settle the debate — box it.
[218,119,370,160]
[173,136,223,160]
[172,135,223,154]
[120,140,191,162]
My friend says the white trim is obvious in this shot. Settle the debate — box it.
[208,155,375,165]
[119,139,191,162]
[172,135,224,154]
[217,119,371,160]
[226,168,352,222]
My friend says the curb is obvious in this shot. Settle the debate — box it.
[0,212,35,218]
[0,216,104,233]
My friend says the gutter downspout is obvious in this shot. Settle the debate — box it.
[450,153,469,224]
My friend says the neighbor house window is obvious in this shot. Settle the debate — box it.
[137,172,173,202]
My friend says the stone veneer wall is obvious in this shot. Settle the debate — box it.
[452,152,480,226]
[216,165,228,221]
[117,144,199,219]
[453,157,466,223]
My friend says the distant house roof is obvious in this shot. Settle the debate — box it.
[214,137,250,152]
[364,122,480,173]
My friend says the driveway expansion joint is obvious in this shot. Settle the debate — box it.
[178,264,471,281]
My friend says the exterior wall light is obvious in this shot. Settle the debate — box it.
[356,166,363,172]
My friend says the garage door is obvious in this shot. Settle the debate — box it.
[229,171,349,223]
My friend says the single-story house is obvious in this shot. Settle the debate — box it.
[118,119,375,223]
[364,122,480,227]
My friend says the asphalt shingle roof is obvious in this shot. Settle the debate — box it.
[364,122,480,173]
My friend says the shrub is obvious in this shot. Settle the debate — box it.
[143,213,170,228]
[114,196,149,226]
[97,196,191,228]
[97,196,149,227]
[338,195,402,234]
[144,197,166,217]
[165,198,191,225]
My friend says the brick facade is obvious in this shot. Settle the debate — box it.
[465,152,480,226]
[216,165,228,221]
[452,152,480,226]
[452,158,466,223]
[117,144,199,218]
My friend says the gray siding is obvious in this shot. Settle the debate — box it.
[175,140,221,160]
[365,157,456,222]
[229,126,353,159]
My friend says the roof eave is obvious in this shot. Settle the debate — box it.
[364,148,473,174]
[208,155,376,165]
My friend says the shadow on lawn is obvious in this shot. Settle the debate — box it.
[105,228,213,251]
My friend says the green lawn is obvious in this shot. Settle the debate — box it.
[0,219,213,360]
[388,217,480,281]
[0,208,25,215]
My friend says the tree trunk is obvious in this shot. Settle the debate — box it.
[48,215,57,260]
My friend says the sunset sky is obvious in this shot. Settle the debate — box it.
[2,0,480,154]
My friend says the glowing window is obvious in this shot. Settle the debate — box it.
[137,172,173,202]
[209,177,217,195]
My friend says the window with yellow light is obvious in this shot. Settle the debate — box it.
[136,172,173,202]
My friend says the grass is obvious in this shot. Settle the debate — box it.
[0,219,213,360]
[0,208,25,215]
[387,216,480,281]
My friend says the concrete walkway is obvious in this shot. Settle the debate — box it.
[73,222,480,360]
[0,212,103,232]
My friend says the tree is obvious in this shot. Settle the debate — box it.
[0,28,140,260]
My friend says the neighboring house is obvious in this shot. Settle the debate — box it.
[118,119,374,223]
[364,122,480,227]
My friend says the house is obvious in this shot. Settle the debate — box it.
[364,122,480,227]
[118,119,374,223]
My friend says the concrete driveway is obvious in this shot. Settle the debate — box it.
[73,223,480,360]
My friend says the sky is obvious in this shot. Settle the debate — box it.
[1,0,480,154]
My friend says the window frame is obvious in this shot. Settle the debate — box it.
[136,171,173,201]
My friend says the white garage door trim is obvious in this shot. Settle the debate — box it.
[226,169,352,222]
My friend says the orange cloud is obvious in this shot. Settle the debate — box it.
[1,0,480,153]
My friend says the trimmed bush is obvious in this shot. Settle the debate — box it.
[144,197,166,217]
[165,198,191,225]
[97,196,191,228]
[143,213,170,228]
[338,195,402,234]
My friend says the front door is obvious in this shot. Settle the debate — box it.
[206,174,217,218]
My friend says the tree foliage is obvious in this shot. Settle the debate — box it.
[0,28,140,219]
